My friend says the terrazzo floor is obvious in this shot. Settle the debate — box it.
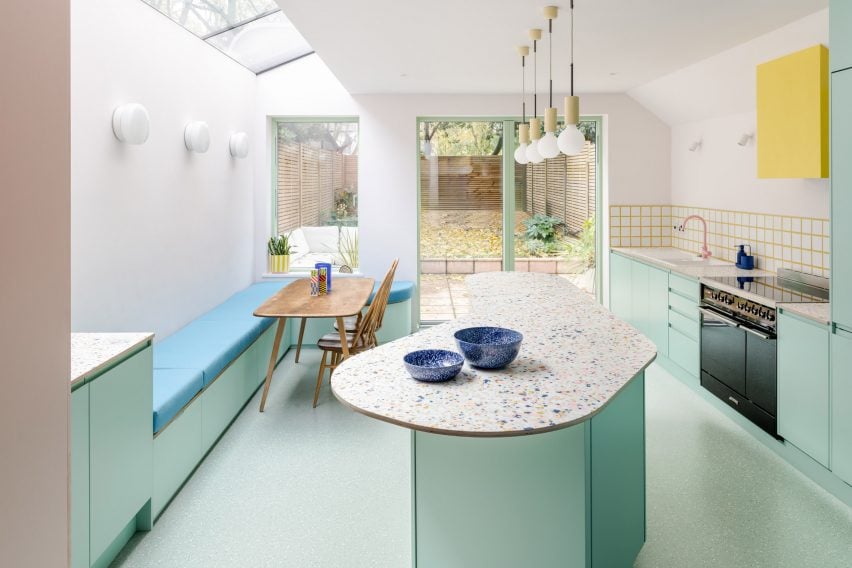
[114,351,852,568]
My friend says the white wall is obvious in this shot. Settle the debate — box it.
[629,9,829,218]
[72,0,257,339]
[0,2,70,565]
[255,56,670,282]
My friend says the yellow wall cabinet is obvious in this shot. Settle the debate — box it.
[757,44,829,179]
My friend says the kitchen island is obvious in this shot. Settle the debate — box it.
[332,272,656,568]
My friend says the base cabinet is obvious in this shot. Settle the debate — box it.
[609,252,668,356]
[832,328,852,485]
[778,312,830,467]
[71,386,90,568]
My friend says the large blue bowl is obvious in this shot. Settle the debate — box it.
[453,327,523,369]
[403,349,464,382]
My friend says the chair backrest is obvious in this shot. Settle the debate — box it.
[353,259,398,349]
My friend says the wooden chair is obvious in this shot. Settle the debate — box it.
[313,259,398,407]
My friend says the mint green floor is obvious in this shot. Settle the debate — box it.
[113,353,852,568]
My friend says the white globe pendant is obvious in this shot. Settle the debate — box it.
[558,124,585,155]
[539,132,560,159]
[514,143,529,164]
[526,139,544,163]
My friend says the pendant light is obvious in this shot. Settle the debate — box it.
[558,0,585,156]
[525,28,544,164]
[538,6,560,159]
[514,45,530,164]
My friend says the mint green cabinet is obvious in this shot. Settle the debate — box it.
[778,311,830,467]
[631,260,650,333]
[609,252,633,322]
[832,71,852,328]
[89,347,153,565]
[71,386,90,568]
[647,266,669,357]
[832,327,852,485]
[832,0,852,72]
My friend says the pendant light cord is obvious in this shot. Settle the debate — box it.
[532,39,537,118]
[570,0,575,97]
[548,19,553,108]
[522,54,526,124]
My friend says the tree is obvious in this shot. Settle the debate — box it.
[421,121,503,157]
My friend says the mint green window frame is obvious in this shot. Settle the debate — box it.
[415,115,604,312]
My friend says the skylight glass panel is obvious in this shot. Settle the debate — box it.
[206,11,313,73]
[142,0,280,37]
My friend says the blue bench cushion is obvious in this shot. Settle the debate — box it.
[153,369,203,433]
[370,281,414,304]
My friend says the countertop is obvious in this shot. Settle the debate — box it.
[330,272,656,437]
[777,302,831,325]
[71,332,154,388]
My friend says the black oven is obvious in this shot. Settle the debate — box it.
[698,304,778,438]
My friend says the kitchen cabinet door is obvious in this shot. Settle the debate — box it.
[832,0,852,72]
[71,386,90,568]
[832,71,852,328]
[778,312,829,467]
[647,265,669,357]
[609,253,633,323]
[631,261,650,334]
[832,327,852,484]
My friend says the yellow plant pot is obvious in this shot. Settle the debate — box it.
[269,255,290,274]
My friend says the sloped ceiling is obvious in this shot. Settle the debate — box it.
[275,0,827,95]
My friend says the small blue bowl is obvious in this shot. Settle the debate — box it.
[403,349,464,382]
[453,327,523,369]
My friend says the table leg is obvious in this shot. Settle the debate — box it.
[259,317,286,412]
[295,317,307,363]
[336,316,351,359]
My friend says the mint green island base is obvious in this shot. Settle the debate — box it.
[412,374,645,568]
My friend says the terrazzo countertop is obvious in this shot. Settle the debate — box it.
[331,272,656,437]
[613,247,771,279]
[71,332,154,388]
[777,302,831,325]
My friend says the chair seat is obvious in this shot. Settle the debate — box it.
[317,332,372,353]
[332,315,359,332]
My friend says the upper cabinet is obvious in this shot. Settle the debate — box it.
[757,45,829,179]
[832,0,852,72]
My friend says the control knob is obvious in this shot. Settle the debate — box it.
[726,297,735,305]
[767,313,776,321]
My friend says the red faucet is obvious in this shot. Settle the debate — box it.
[678,215,712,259]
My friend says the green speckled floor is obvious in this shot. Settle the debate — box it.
[113,353,852,568]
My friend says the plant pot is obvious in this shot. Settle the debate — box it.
[269,254,290,274]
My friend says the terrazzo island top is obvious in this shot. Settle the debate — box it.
[331,272,656,437]
[71,332,154,388]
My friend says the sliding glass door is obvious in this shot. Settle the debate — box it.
[417,117,601,324]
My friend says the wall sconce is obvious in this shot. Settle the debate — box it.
[112,103,150,145]
[229,132,250,159]
[688,139,702,152]
[738,132,755,147]
[184,121,210,153]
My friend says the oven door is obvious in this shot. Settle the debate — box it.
[744,326,777,415]
[698,306,746,395]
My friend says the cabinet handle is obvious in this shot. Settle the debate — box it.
[727,396,739,406]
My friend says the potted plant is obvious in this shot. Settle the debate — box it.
[268,234,292,273]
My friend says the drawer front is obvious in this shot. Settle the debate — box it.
[669,273,700,300]
[669,309,699,341]
[668,292,698,321]
[669,326,699,377]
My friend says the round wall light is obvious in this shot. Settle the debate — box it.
[184,121,210,153]
[229,132,250,159]
[112,103,150,145]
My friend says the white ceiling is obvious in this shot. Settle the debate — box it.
[275,0,827,94]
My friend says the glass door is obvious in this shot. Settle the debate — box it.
[417,117,600,324]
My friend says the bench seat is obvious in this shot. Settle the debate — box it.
[153,369,203,434]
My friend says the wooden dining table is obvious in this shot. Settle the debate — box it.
[253,277,375,411]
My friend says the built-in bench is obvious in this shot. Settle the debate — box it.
[150,278,414,519]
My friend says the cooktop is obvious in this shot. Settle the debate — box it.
[704,271,829,304]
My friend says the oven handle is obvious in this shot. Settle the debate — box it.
[741,325,774,340]
[697,307,741,328]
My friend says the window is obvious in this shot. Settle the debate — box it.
[274,120,359,272]
[140,1,313,73]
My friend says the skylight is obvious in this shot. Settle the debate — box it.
[141,1,314,74]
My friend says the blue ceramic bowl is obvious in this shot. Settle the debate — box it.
[403,349,464,382]
[453,327,523,369]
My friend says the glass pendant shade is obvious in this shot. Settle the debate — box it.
[514,144,529,164]
[558,125,585,155]
[539,107,559,158]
